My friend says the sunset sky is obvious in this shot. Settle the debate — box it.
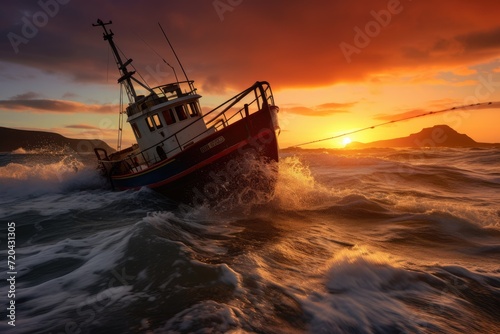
[2,0,500,149]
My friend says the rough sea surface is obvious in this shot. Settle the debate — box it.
[1,147,499,333]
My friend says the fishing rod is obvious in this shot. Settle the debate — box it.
[287,101,500,148]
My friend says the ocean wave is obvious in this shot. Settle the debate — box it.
[156,300,242,333]
[9,147,79,155]
[0,155,105,201]
[0,212,245,333]
[299,246,500,333]
[2,147,500,333]
[0,225,134,333]
[300,247,427,333]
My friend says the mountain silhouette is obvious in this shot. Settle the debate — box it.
[347,125,496,148]
[0,126,115,153]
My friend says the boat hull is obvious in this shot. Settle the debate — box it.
[109,107,279,204]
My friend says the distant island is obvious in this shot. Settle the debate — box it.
[0,126,115,153]
[346,125,498,149]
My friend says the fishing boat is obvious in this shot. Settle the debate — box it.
[92,20,280,203]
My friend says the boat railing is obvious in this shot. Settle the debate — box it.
[126,80,198,116]
[107,81,275,173]
[205,81,274,127]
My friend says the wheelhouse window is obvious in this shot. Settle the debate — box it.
[188,102,199,117]
[175,105,188,121]
[146,113,163,131]
[131,123,141,138]
[162,109,176,125]
[146,117,155,131]
[152,114,163,129]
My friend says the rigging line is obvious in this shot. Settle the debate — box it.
[129,63,151,90]
[106,43,110,84]
[158,22,189,82]
[135,33,180,84]
[115,44,152,90]
[136,32,171,66]
[136,32,166,61]
[288,101,500,148]
[117,82,124,151]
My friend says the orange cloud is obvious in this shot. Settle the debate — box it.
[284,102,356,116]
[373,109,428,122]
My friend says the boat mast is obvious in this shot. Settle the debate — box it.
[93,19,153,102]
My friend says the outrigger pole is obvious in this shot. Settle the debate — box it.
[288,101,500,148]
[158,22,190,82]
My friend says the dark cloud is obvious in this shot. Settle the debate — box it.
[65,124,102,130]
[456,27,500,52]
[0,98,117,113]
[9,91,41,100]
[61,92,79,99]
[1,0,500,94]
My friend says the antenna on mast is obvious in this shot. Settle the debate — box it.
[158,22,190,82]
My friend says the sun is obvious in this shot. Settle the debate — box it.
[342,137,352,146]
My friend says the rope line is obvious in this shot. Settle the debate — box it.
[286,101,500,148]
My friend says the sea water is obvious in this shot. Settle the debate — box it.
[0,147,499,333]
